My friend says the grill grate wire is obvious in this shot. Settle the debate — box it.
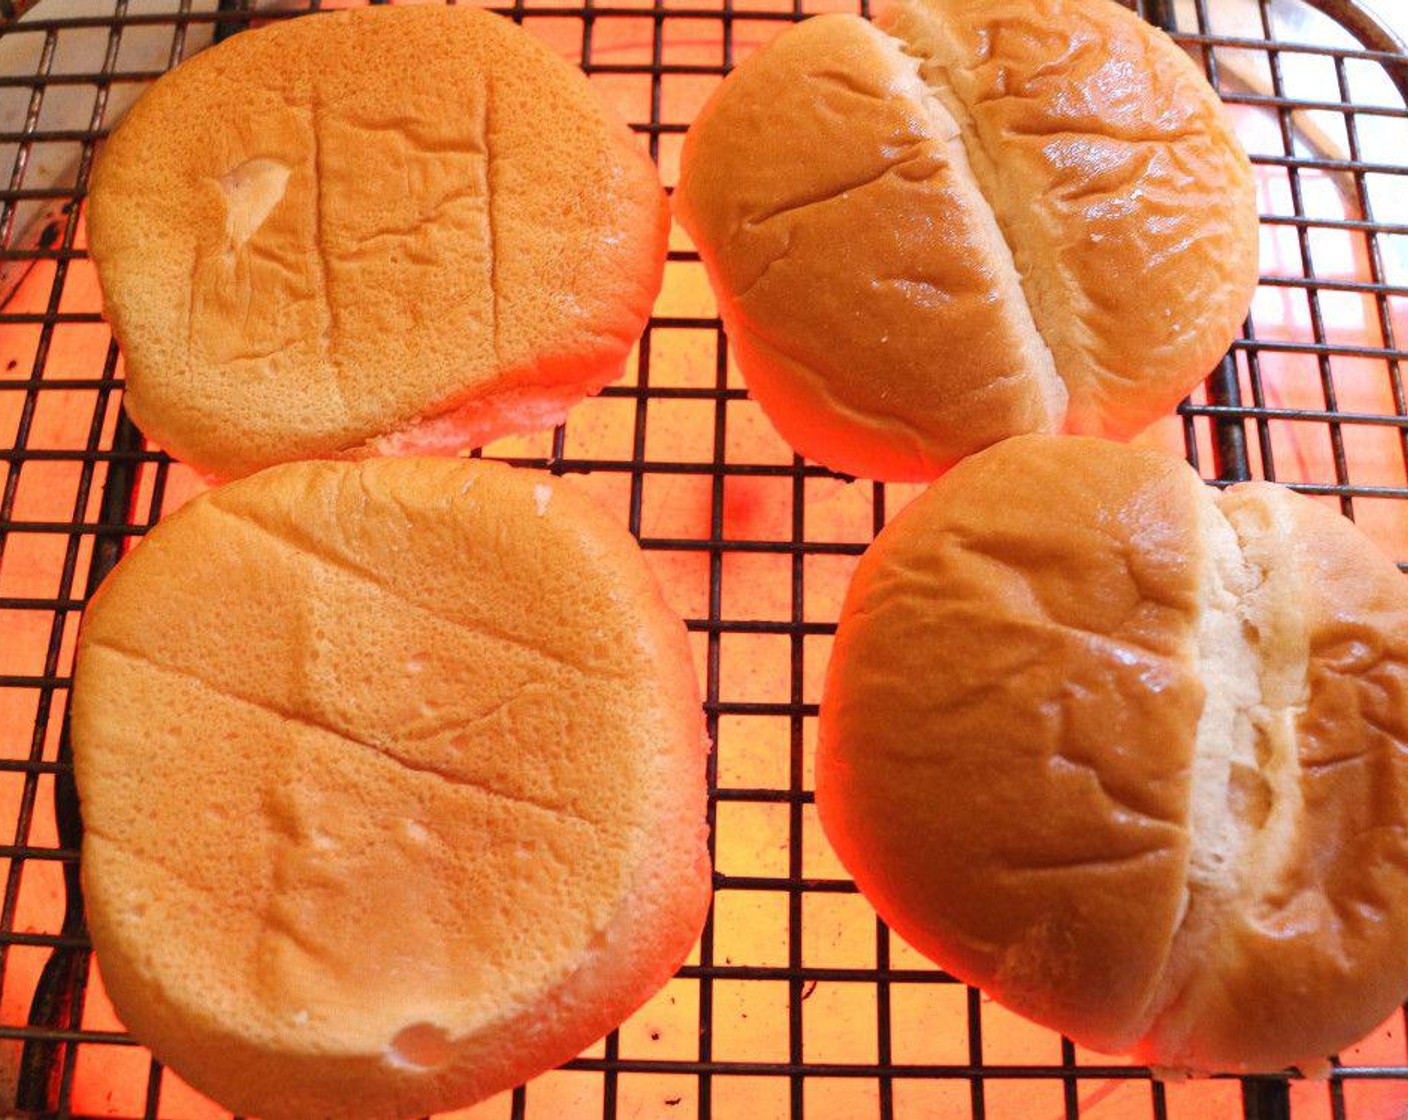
[0,0,1405,1117]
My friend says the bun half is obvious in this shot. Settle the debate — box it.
[675,0,1257,480]
[72,458,709,1119]
[88,6,669,479]
[817,435,1408,1071]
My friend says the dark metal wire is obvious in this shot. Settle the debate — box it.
[0,0,1406,1117]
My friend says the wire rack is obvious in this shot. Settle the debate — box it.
[0,0,1407,1118]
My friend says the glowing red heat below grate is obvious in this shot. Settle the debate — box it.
[3,0,1408,1117]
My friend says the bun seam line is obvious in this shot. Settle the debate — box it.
[873,7,1069,427]
[1131,485,1311,1066]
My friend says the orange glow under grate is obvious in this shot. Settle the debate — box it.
[3,0,1408,1118]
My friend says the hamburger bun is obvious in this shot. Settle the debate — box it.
[674,0,1258,481]
[71,458,709,1119]
[817,434,1408,1072]
[87,5,668,479]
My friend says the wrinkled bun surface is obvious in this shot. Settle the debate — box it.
[817,435,1408,1072]
[88,6,668,479]
[72,458,709,1120]
[675,0,1258,480]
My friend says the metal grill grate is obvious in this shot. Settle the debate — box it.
[0,0,1407,1117]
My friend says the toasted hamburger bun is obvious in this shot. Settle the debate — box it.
[817,435,1408,1072]
[675,0,1258,481]
[71,458,709,1120]
[87,6,668,480]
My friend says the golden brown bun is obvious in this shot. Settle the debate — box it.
[88,6,668,480]
[675,2,1257,481]
[817,434,1408,1072]
[71,458,709,1120]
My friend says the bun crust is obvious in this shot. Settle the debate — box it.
[675,1,1257,481]
[88,6,668,479]
[817,435,1408,1072]
[71,458,709,1119]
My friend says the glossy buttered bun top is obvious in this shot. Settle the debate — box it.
[817,435,1408,1073]
[675,0,1258,480]
[88,5,668,479]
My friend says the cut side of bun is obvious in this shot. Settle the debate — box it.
[817,435,1408,1072]
[71,458,710,1120]
[675,0,1259,480]
[87,6,668,480]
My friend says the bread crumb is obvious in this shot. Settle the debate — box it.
[1294,1057,1333,1080]
[534,484,553,516]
